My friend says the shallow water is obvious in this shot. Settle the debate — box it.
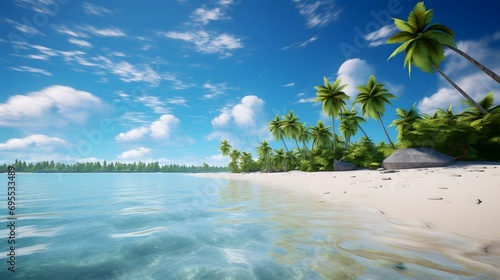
[0,173,498,279]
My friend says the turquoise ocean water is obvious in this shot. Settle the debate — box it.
[0,173,499,279]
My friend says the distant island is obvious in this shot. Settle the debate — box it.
[0,160,227,173]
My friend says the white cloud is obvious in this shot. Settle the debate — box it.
[118,147,151,160]
[212,95,265,128]
[5,18,44,37]
[68,38,93,48]
[116,114,180,142]
[294,0,341,28]
[52,24,125,38]
[296,97,315,103]
[136,95,169,114]
[0,85,105,127]
[166,97,188,106]
[52,24,89,38]
[192,7,226,25]
[14,0,60,14]
[337,58,375,96]
[202,82,237,99]
[364,25,398,47]
[283,82,296,87]
[161,30,243,57]
[10,66,52,76]
[282,36,318,50]
[0,134,66,151]
[82,2,113,17]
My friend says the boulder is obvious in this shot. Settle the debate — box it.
[382,148,454,169]
[334,160,357,171]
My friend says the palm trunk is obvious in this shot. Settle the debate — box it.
[331,117,336,150]
[357,124,377,153]
[294,139,305,160]
[377,112,395,148]
[433,65,488,115]
[281,138,298,168]
[444,44,500,84]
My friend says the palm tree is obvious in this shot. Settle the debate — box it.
[389,103,422,139]
[219,140,232,156]
[310,120,333,149]
[459,91,500,124]
[436,104,457,120]
[339,111,358,149]
[354,75,396,148]
[297,123,312,157]
[314,77,350,149]
[269,114,298,167]
[341,108,376,153]
[271,148,287,172]
[386,1,489,114]
[280,110,304,159]
[228,149,241,173]
[257,140,273,171]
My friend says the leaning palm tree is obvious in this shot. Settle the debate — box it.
[314,77,350,149]
[386,1,489,114]
[280,110,304,160]
[310,120,333,149]
[389,103,422,140]
[257,140,273,171]
[341,108,376,153]
[354,75,396,148]
[269,114,298,167]
[219,140,232,157]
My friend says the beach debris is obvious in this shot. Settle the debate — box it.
[469,170,485,172]
[323,192,330,194]
[350,175,356,178]
[381,177,391,180]
[377,167,385,171]
[438,187,448,189]
[344,191,346,194]
[380,169,399,174]
[428,197,443,200]
[379,185,383,188]
[450,174,462,177]
[393,262,406,270]
[477,199,482,204]
[379,210,385,215]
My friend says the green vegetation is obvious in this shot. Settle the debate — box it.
[218,2,499,173]
[0,160,227,173]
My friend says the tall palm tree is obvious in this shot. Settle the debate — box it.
[314,77,350,149]
[280,110,304,159]
[310,120,333,149]
[257,140,273,170]
[228,149,241,173]
[269,114,298,167]
[354,75,396,148]
[389,103,422,140]
[271,148,287,172]
[341,108,376,153]
[386,2,489,114]
[219,140,232,156]
[339,111,358,149]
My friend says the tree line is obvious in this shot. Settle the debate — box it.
[0,160,227,173]
[218,2,500,173]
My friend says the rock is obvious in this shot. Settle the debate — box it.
[381,177,391,180]
[382,148,454,170]
[334,160,357,171]
[381,169,399,174]
[377,167,385,171]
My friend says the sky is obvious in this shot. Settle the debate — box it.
[1,0,499,166]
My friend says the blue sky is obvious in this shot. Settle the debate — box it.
[1,0,499,166]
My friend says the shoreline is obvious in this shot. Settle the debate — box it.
[193,161,500,250]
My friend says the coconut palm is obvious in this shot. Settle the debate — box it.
[341,108,376,153]
[269,114,297,166]
[219,140,232,156]
[386,1,488,114]
[459,91,500,124]
[257,140,273,170]
[269,114,298,167]
[280,110,304,159]
[354,75,396,148]
[297,123,312,157]
[389,103,422,139]
[314,77,350,149]
[228,149,241,173]
[436,104,457,120]
[310,120,333,149]
[271,148,287,172]
[339,111,358,149]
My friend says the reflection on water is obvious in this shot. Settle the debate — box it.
[0,173,498,279]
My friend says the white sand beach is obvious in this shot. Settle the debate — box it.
[195,162,500,248]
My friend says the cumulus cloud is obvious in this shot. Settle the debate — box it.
[0,134,66,151]
[336,58,375,96]
[118,147,151,159]
[211,95,265,128]
[115,114,180,142]
[0,85,105,127]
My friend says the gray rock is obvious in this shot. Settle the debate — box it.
[334,160,357,171]
[382,148,454,170]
